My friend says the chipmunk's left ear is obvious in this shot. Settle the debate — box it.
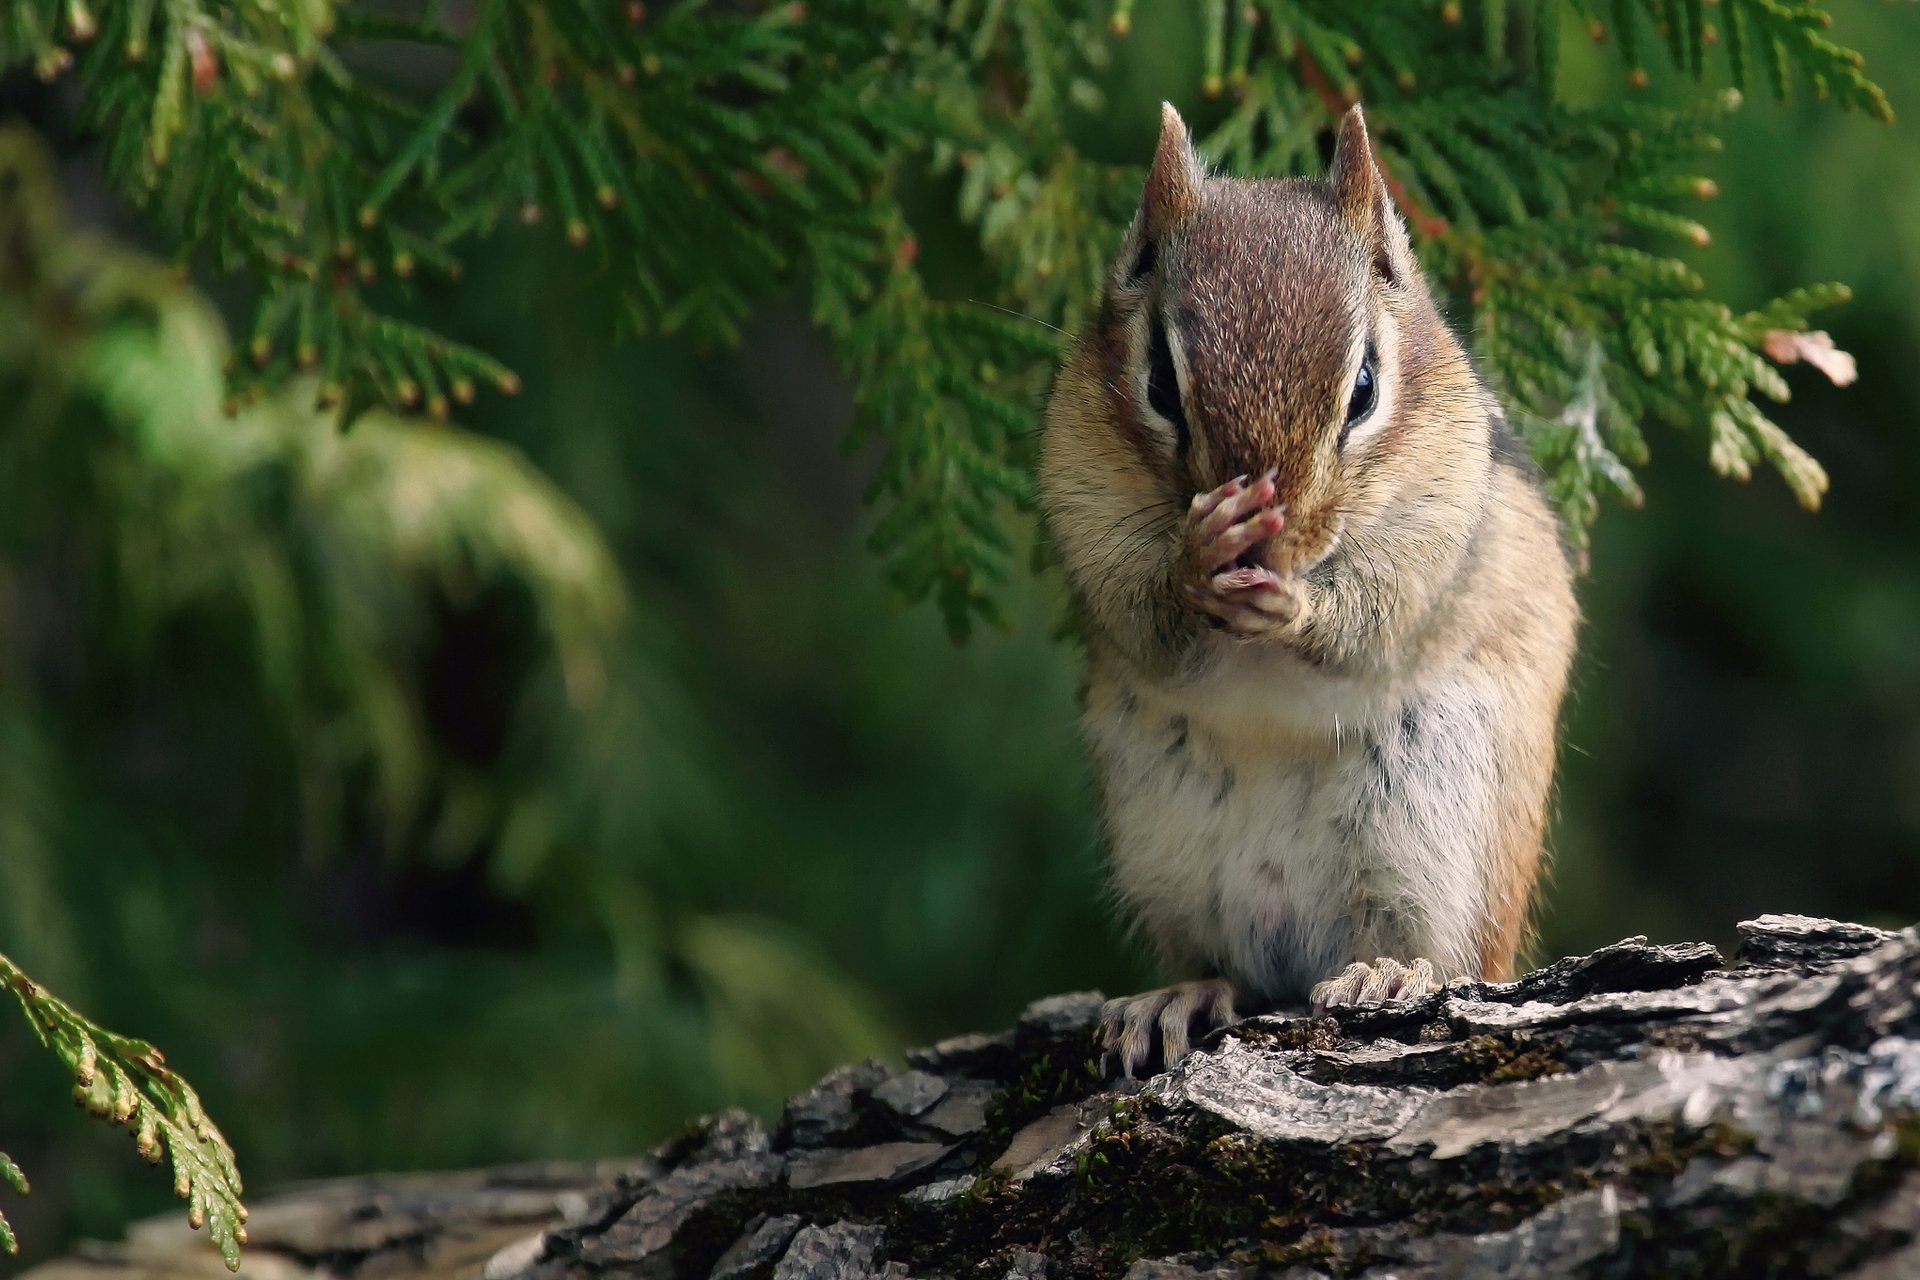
[1329,105,1415,287]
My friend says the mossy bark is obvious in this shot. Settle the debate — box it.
[26,916,1920,1279]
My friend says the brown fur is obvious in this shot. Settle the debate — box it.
[1043,104,1579,1000]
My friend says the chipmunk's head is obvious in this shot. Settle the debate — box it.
[1074,102,1463,579]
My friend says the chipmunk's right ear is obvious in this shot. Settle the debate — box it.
[1114,103,1204,291]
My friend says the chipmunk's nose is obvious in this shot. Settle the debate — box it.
[1249,502,1342,579]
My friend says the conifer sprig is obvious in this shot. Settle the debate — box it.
[0,0,1893,613]
[0,954,248,1268]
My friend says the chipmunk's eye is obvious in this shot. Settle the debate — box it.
[1145,316,1189,455]
[1341,346,1377,445]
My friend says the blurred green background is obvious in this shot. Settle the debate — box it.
[2,2,1918,1266]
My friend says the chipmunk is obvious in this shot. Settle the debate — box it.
[1040,103,1578,1076]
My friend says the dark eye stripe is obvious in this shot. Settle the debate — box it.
[1340,344,1377,447]
[1146,316,1189,456]
[1129,237,1157,283]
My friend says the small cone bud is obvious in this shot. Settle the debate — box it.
[36,49,75,80]
[187,30,217,94]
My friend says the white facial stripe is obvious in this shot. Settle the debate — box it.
[1341,311,1400,452]
[1130,298,1190,447]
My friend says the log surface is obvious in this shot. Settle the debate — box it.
[28,915,1920,1279]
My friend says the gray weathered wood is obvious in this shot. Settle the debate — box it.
[28,915,1920,1278]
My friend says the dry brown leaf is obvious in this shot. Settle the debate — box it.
[1761,329,1858,387]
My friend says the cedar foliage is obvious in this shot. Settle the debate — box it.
[0,0,1890,634]
[0,955,247,1267]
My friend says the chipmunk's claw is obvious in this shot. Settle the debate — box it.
[1099,978,1239,1078]
[1310,957,1441,1013]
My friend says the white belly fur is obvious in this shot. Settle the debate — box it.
[1088,648,1497,1002]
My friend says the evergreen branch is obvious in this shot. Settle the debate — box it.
[0,0,1893,621]
[1582,0,1894,120]
[815,206,1058,638]
[0,953,248,1267]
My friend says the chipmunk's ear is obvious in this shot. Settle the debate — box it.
[1142,102,1204,241]
[1329,104,1415,287]
[1113,103,1204,292]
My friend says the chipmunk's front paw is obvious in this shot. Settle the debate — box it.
[1179,471,1306,637]
[1310,957,1441,1013]
[1099,978,1239,1078]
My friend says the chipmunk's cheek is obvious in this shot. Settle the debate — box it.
[1295,529,1344,580]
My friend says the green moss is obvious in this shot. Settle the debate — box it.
[1641,1024,1709,1054]
[1251,1225,1340,1268]
[1622,1120,1758,1183]
[1606,1114,1920,1278]
[1615,1190,1862,1276]
[1228,1018,1345,1054]
[1466,1036,1569,1084]
[977,1029,1106,1153]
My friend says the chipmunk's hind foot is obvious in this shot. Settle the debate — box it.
[1310,956,1440,1013]
[1099,978,1239,1078]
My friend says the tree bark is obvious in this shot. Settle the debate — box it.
[28,915,1920,1279]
